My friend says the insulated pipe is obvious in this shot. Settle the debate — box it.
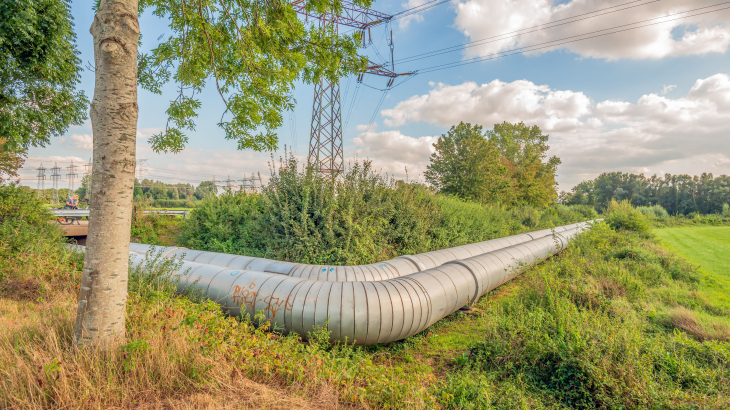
[129,224,590,344]
[128,221,592,282]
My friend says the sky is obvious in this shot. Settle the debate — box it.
[16,0,730,192]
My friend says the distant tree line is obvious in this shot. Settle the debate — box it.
[132,179,218,202]
[561,172,730,215]
[425,121,560,208]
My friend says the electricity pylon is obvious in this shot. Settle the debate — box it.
[292,1,407,176]
[36,164,46,198]
[66,161,79,193]
[50,163,62,204]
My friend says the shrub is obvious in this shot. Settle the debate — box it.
[0,184,82,298]
[148,199,198,208]
[604,199,650,234]
[637,204,669,219]
[178,155,595,264]
[0,183,53,226]
[130,201,185,246]
[177,192,265,256]
[723,203,730,218]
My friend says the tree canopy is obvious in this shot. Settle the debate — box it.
[562,171,730,215]
[488,121,561,208]
[425,122,508,204]
[426,121,560,207]
[0,0,88,150]
[136,0,371,154]
[195,180,218,199]
[0,138,24,180]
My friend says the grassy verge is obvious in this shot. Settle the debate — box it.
[3,185,729,408]
[655,226,730,312]
[381,222,730,409]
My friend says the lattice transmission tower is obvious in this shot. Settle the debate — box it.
[50,163,62,204]
[240,173,262,193]
[223,175,236,192]
[36,164,46,198]
[66,161,79,193]
[292,1,412,176]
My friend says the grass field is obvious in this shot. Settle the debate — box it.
[655,226,730,309]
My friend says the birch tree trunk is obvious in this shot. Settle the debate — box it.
[74,0,139,348]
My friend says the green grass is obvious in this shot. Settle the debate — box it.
[367,222,730,409]
[655,226,730,309]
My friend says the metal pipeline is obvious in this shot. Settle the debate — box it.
[128,223,592,344]
[128,222,591,282]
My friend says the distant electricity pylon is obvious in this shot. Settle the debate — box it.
[223,175,235,192]
[50,163,62,204]
[66,160,79,192]
[136,159,149,179]
[36,164,46,198]
[240,173,262,193]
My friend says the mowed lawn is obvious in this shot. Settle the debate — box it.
[655,226,730,308]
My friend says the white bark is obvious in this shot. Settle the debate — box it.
[74,0,139,348]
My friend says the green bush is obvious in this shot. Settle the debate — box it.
[637,204,669,219]
[0,184,82,298]
[148,199,198,208]
[604,199,650,234]
[179,155,595,264]
[177,192,265,256]
[0,184,53,227]
[723,203,730,217]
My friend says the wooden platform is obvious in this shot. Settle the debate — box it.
[59,220,89,236]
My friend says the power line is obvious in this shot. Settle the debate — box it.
[417,3,730,73]
[399,0,662,64]
[353,88,389,156]
[392,0,450,20]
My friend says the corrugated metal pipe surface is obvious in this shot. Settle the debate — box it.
[125,222,593,344]
[128,222,590,282]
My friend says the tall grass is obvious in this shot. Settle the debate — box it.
[436,221,730,409]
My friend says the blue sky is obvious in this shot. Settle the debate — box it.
[18,0,730,190]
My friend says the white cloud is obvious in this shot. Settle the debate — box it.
[71,120,91,129]
[451,0,730,61]
[382,80,592,132]
[397,0,428,29]
[350,130,437,180]
[70,134,93,150]
[661,85,677,95]
[356,123,375,131]
[136,127,164,140]
[380,74,730,187]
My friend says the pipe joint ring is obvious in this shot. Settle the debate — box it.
[395,255,427,272]
[443,260,480,307]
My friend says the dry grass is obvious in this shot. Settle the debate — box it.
[0,291,383,409]
[669,307,730,342]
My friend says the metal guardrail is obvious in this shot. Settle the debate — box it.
[50,209,90,217]
[50,209,190,220]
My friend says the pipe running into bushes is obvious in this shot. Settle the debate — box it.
[128,222,590,282]
[126,222,593,344]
